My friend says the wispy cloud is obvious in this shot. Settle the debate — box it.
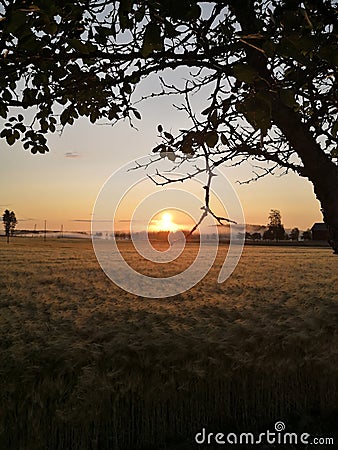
[65,152,80,158]
[118,219,146,223]
[72,219,112,222]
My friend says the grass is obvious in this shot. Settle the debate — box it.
[0,237,337,449]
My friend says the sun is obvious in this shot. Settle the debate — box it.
[157,212,178,232]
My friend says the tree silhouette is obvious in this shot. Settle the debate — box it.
[302,229,312,241]
[267,209,286,241]
[2,209,17,243]
[290,227,300,241]
[0,1,337,251]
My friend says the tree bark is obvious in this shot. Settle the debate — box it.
[272,102,338,254]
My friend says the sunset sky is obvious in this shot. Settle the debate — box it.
[1,75,323,233]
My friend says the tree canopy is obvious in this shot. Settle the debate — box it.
[2,209,17,243]
[1,0,337,251]
[267,209,286,241]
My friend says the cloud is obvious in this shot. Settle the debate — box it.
[72,219,112,222]
[118,219,146,223]
[65,152,80,158]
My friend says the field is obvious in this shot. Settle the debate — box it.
[1,238,338,449]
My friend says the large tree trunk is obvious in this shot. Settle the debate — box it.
[272,102,338,254]
[231,1,338,253]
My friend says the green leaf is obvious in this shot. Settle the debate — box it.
[141,22,163,57]
[332,121,338,138]
[166,150,176,162]
[123,83,132,94]
[3,89,12,101]
[221,134,229,145]
[46,22,57,35]
[237,92,272,135]
[205,131,218,148]
[6,133,15,146]
[210,110,218,128]
[60,109,70,126]
[132,110,141,120]
[69,39,95,54]
[0,129,9,138]
[152,144,165,153]
[185,4,201,20]
[164,131,174,142]
[15,123,26,133]
[201,107,211,116]
[0,103,8,119]
[135,4,145,23]
[181,141,193,154]
[6,11,26,34]
[280,89,297,109]
[233,63,259,83]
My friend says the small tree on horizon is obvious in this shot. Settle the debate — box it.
[267,210,286,241]
[302,229,312,241]
[2,210,17,243]
[290,227,300,241]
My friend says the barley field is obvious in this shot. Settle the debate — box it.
[0,238,337,449]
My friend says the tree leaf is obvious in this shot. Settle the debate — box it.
[152,144,165,153]
[205,131,218,148]
[141,22,163,57]
[6,134,15,146]
[164,131,174,142]
[210,110,218,128]
[233,63,259,83]
[221,134,229,145]
[237,92,272,135]
[132,110,141,120]
[166,150,176,162]
[280,89,297,109]
[332,121,338,138]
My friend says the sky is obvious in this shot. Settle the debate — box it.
[0,74,323,234]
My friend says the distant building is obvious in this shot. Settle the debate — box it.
[311,223,328,241]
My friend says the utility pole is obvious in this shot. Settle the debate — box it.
[44,220,47,241]
[60,224,63,239]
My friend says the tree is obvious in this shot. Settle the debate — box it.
[267,209,286,241]
[290,227,300,241]
[0,1,337,251]
[302,229,312,240]
[251,232,262,241]
[2,209,17,243]
[262,229,273,241]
